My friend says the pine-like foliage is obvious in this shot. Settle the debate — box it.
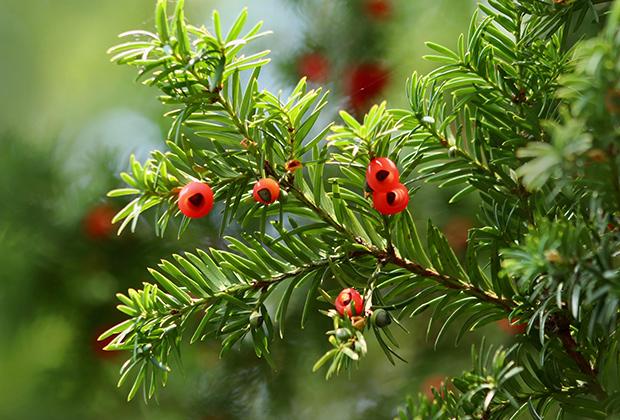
[102,0,620,417]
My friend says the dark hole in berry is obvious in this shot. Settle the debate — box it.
[387,192,396,205]
[258,188,272,203]
[376,170,390,182]
[188,193,204,207]
[340,293,351,305]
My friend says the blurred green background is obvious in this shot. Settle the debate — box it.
[0,0,519,418]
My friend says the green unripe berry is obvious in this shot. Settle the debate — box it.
[371,309,391,328]
[335,328,351,340]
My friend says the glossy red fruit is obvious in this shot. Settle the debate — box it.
[84,205,116,239]
[372,183,409,215]
[366,157,400,192]
[253,178,280,205]
[178,181,214,218]
[297,52,329,83]
[335,288,364,317]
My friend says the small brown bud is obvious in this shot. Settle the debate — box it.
[512,88,527,104]
[351,315,367,331]
[544,249,563,264]
[605,89,620,114]
[240,138,257,149]
[586,149,607,163]
[285,159,303,173]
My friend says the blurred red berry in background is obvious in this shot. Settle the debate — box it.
[364,0,392,20]
[420,375,446,400]
[297,52,329,83]
[497,318,527,335]
[83,205,116,239]
[442,216,473,252]
[346,63,390,113]
[92,325,120,361]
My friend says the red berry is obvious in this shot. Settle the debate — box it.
[253,178,280,205]
[297,52,329,83]
[372,183,409,215]
[364,0,391,19]
[366,157,400,192]
[346,63,390,112]
[335,288,364,317]
[84,205,116,239]
[178,182,214,218]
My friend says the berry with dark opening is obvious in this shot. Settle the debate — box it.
[178,181,214,218]
[372,182,409,215]
[252,178,280,205]
[335,288,364,317]
[366,157,399,192]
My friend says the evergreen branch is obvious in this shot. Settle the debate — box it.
[282,174,514,312]
[103,0,620,415]
[382,251,513,312]
[103,240,366,399]
[552,315,608,401]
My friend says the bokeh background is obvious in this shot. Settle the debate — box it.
[0,0,520,418]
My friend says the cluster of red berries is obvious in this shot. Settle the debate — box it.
[177,158,408,219]
[177,178,282,219]
[366,157,409,215]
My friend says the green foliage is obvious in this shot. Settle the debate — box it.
[102,0,620,418]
